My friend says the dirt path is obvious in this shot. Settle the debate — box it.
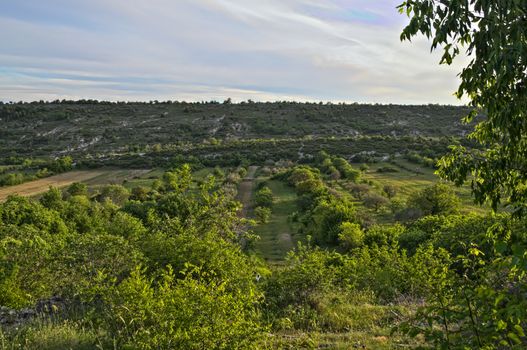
[0,171,105,201]
[237,166,258,217]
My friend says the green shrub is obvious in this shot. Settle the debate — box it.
[92,265,265,349]
[255,186,274,207]
[338,222,364,250]
[254,206,271,224]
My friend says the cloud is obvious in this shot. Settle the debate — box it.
[0,0,467,104]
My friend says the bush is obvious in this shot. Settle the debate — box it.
[383,184,398,199]
[376,166,399,173]
[338,222,364,250]
[92,266,265,349]
[67,182,88,197]
[254,206,271,224]
[255,186,274,207]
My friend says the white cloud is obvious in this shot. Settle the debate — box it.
[0,0,468,104]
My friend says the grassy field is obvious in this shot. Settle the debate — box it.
[253,179,300,262]
[363,161,487,214]
[0,169,156,201]
[0,171,105,201]
[84,169,152,186]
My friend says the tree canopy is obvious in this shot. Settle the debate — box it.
[399,0,527,214]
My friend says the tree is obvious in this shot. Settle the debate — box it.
[348,183,370,200]
[98,184,130,206]
[328,166,341,181]
[407,183,460,216]
[399,0,527,214]
[288,167,317,186]
[308,198,355,245]
[333,157,361,182]
[163,165,192,194]
[40,186,64,211]
[49,156,73,173]
[399,3,527,347]
[363,193,389,212]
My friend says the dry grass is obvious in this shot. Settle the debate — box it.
[0,169,152,201]
[0,171,105,201]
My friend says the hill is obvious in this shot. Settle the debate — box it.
[0,101,475,160]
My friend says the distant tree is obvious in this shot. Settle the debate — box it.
[67,182,88,197]
[98,185,130,206]
[333,157,361,182]
[328,166,341,181]
[408,183,460,216]
[320,158,334,173]
[309,199,356,245]
[40,186,64,211]
[288,167,316,186]
[383,184,398,199]
[389,197,406,215]
[295,178,325,196]
[226,172,241,184]
[399,0,527,214]
[49,156,73,173]
[348,183,370,200]
[364,193,389,212]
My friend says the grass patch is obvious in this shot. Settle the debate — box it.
[253,179,300,262]
[83,169,151,186]
[0,320,103,350]
[363,162,487,215]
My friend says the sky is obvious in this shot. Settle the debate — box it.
[0,0,467,104]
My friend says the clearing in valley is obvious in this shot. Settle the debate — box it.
[0,169,152,201]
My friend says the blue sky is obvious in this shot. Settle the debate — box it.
[0,0,466,104]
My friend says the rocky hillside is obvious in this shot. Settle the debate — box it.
[0,101,476,158]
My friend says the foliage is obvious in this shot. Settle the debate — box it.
[338,222,364,250]
[400,226,527,349]
[398,3,527,345]
[255,186,274,208]
[91,265,264,349]
[348,183,370,200]
[67,182,88,197]
[400,0,527,215]
[383,184,397,199]
[363,193,389,212]
[407,183,460,217]
[254,206,271,224]
[97,184,130,206]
